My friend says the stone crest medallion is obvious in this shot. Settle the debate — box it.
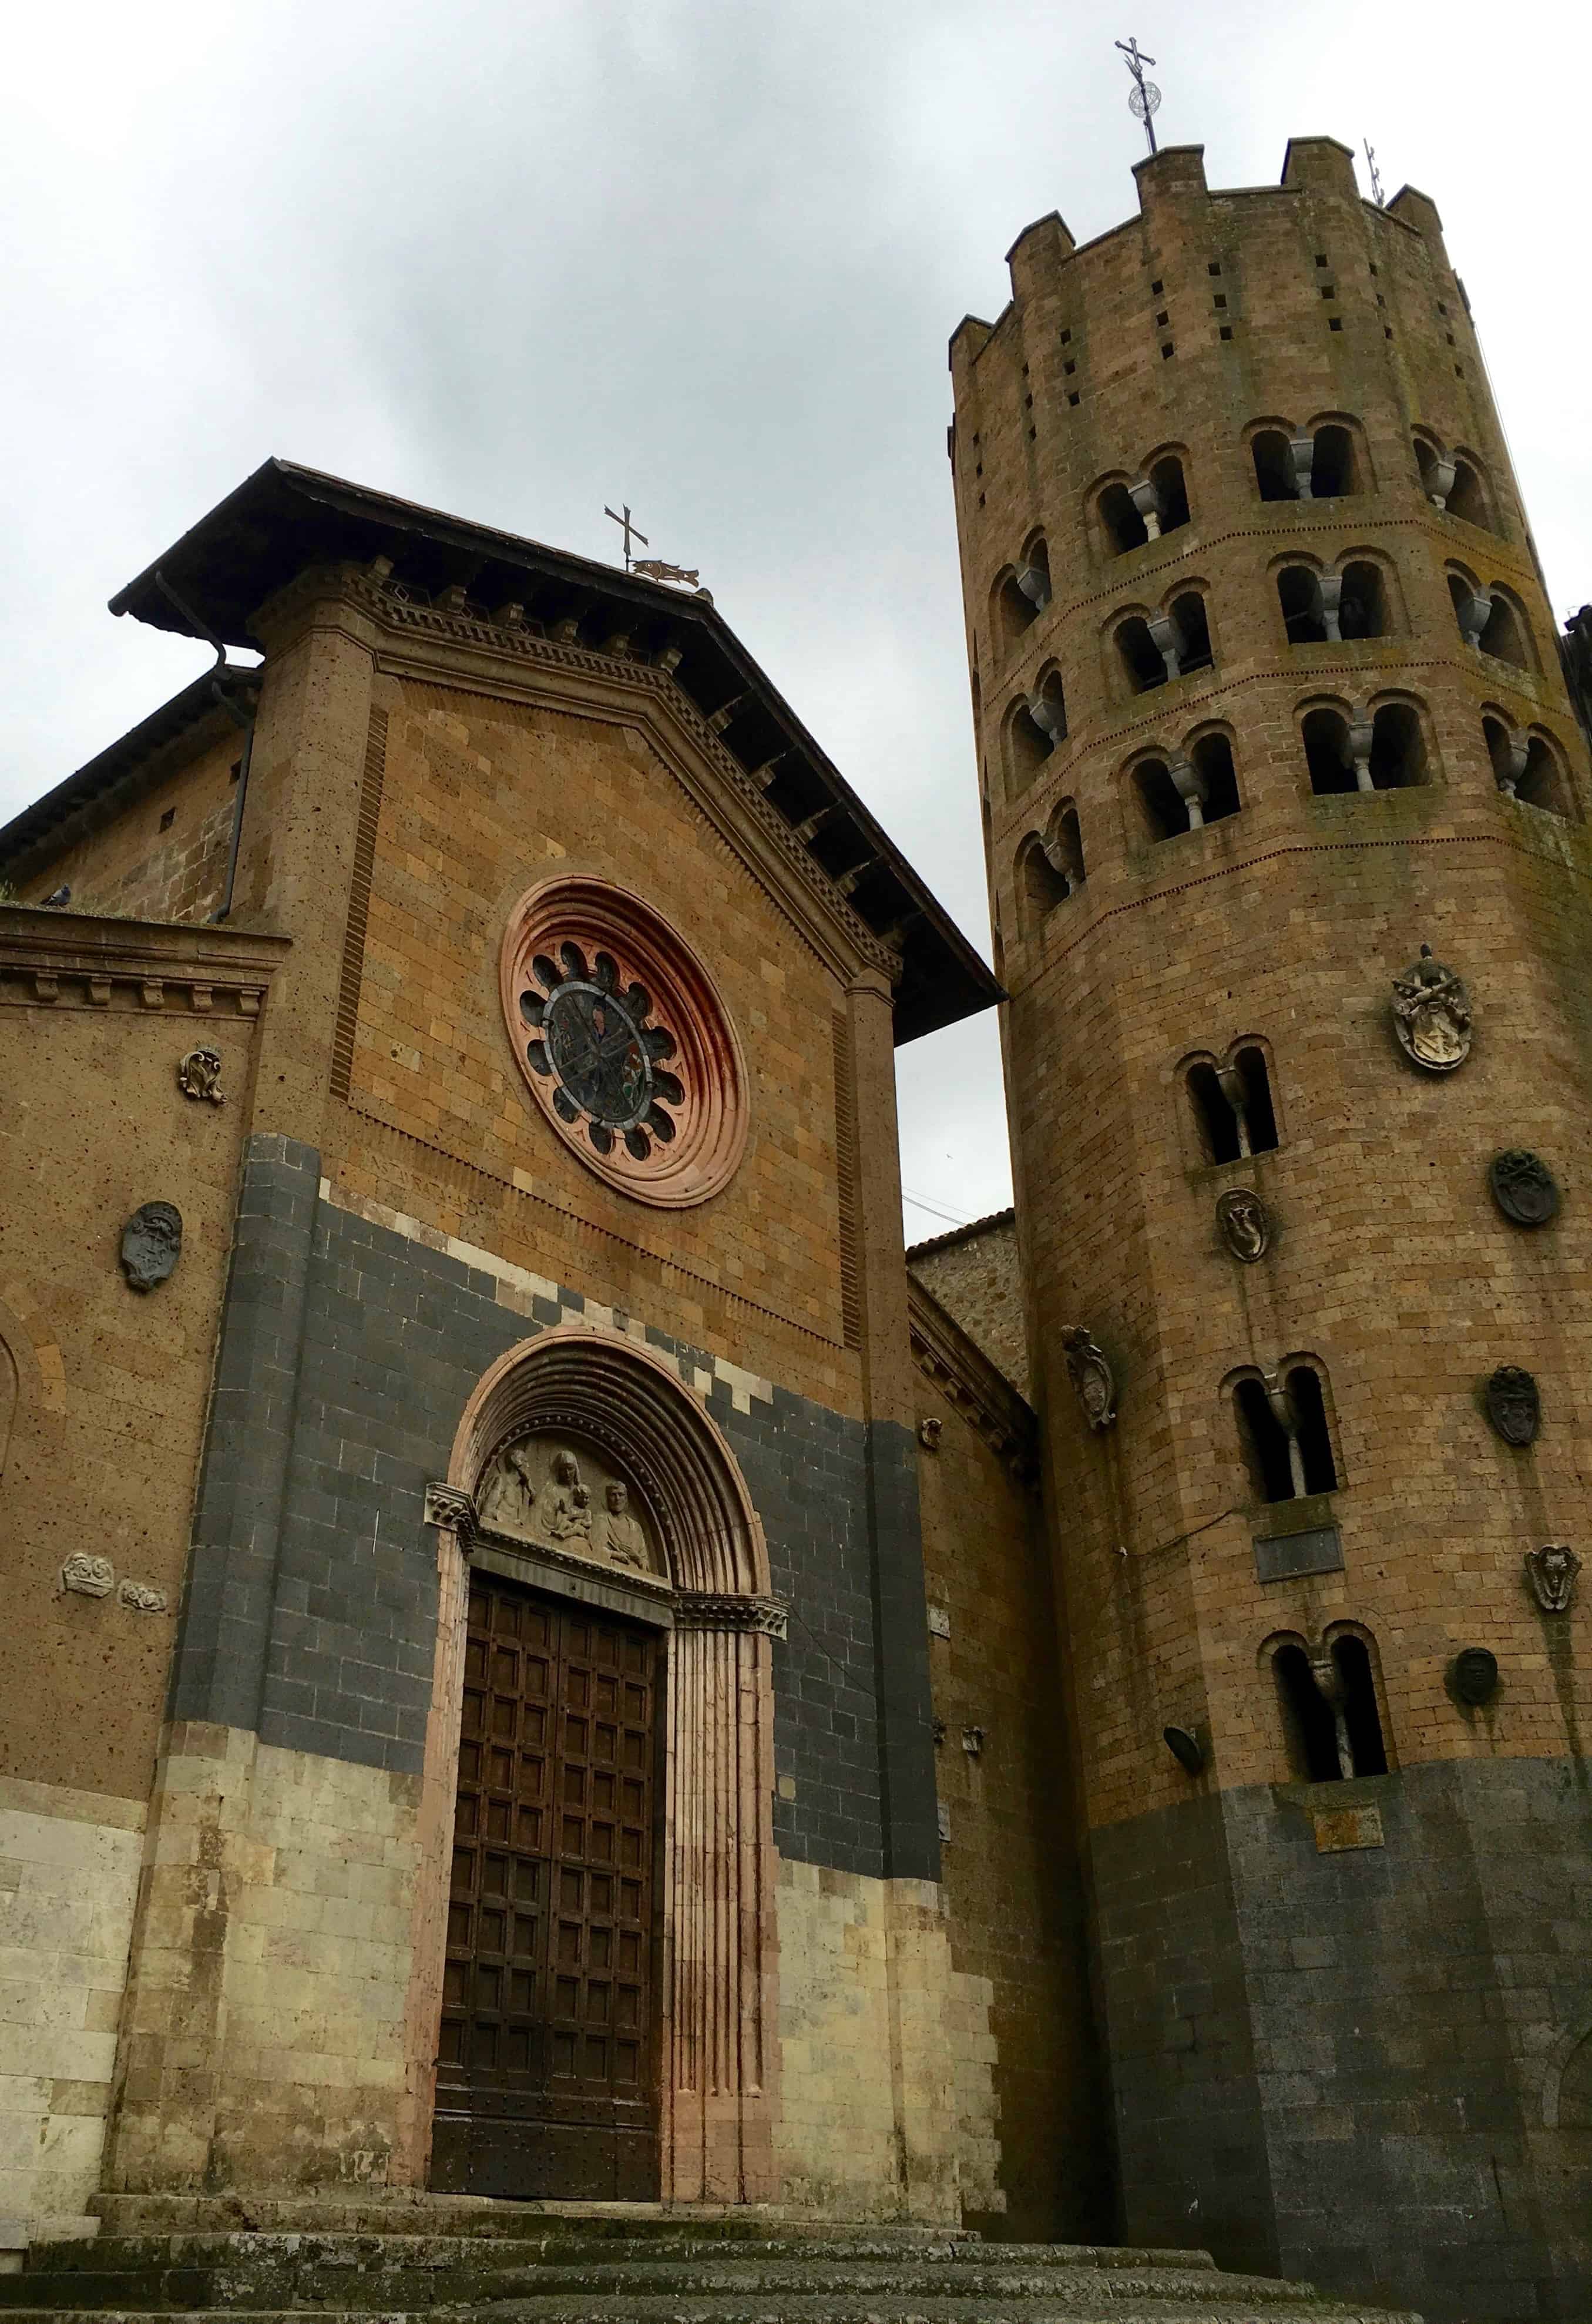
[1524,1544,1580,1614]
[1490,1150,1560,1227]
[120,1201,182,1293]
[1484,1364,1540,1446]
[1062,1326,1116,1430]
[1392,943,1472,1072]
[1216,1187,1269,1262]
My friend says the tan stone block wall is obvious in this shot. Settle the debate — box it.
[327,678,862,1415]
[0,1778,144,2238]
[773,1859,971,2224]
[909,1215,1029,1396]
[18,733,242,924]
[915,1370,1109,2236]
[108,1725,421,2196]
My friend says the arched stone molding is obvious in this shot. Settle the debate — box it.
[407,1326,780,2205]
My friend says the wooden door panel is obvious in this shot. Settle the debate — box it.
[431,1575,659,2198]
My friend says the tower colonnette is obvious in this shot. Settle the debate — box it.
[951,138,1592,2318]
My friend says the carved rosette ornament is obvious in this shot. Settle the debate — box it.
[1524,1544,1580,1614]
[177,1046,225,1102]
[1391,944,1472,1072]
[1062,1326,1117,1430]
[1216,1187,1269,1262]
[501,876,747,1206]
[1490,1151,1560,1227]
[1484,1365,1540,1447]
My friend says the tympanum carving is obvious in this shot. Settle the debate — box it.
[475,1434,661,1576]
[1392,944,1472,1072]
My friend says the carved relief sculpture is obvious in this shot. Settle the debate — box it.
[61,1553,115,1598]
[118,1579,169,1614]
[1484,1364,1541,1446]
[177,1046,225,1103]
[543,1448,593,1544]
[1490,1151,1560,1227]
[918,1416,943,1451]
[601,1481,648,1570]
[478,1444,537,1534]
[1217,1188,1269,1262]
[1391,944,1472,1072]
[120,1201,182,1293]
[1524,1544,1580,1613]
[1062,1326,1117,1430]
[1452,1648,1500,1707]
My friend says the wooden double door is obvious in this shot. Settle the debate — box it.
[430,1575,661,2199]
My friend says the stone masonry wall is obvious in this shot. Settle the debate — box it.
[908,1212,1030,1397]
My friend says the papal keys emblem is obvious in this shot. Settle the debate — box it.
[1392,943,1472,1072]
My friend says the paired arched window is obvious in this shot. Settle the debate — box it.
[1185,1044,1278,1164]
[1268,1628,1389,1782]
[1416,435,1498,531]
[1483,715,1576,817]
[1250,417,1363,502]
[1301,699,1428,794]
[1131,732,1241,843]
[1449,571,1534,670]
[1095,452,1190,556]
[1277,559,1391,645]
[1232,1362,1337,1501]
[992,539,1051,656]
[1114,590,1213,696]
[1003,672,1067,799]
[1016,806,1084,933]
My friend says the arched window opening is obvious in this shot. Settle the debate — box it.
[1446,457,1493,531]
[1149,454,1190,533]
[1289,1367,1337,1492]
[1099,483,1148,555]
[1251,429,1297,502]
[1190,734,1241,824]
[1450,572,1492,648]
[1029,672,1067,747]
[1303,706,1356,795]
[995,555,1047,653]
[1517,735,1573,817]
[1116,616,1167,693]
[1311,423,1359,498]
[1368,703,1428,790]
[1135,759,1191,842]
[1274,1645,1344,1782]
[1169,592,1213,673]
[1479,592,1531,670]
[1018,539,1052,608]
[1333,1636,1388,1776]
[1415,438,1456,508]
[1338,561,1389,640]
[1019,834,1072,931]
[1234,1379,1298,1503]
[1006,703,1052,797]
[1186,1045,1276,1165]
[1052,807,1085,888]
[1483,713,1525,796]
[1278,565,1328,643]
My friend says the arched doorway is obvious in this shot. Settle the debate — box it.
[409,1329,782,2204]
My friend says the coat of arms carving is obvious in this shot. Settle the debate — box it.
[1484,1365,1540,1446]
[1391,944,1472,1072]
[1216,1188,1269,1262]
[1490,1151,1560,1227]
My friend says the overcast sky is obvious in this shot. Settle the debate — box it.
[5,2,1589,1242]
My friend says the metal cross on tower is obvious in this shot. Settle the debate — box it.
[603,503,649,571]
[1116,36,1161,156]
[1363,140,1385,207]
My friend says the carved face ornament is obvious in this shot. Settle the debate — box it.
[1217,1188,1268,1262]
[1524,1544,1580,1614]
[1392,943,1472,1072]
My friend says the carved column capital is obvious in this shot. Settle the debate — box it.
[424,1482,476,1538]
[675,1590,790,1639]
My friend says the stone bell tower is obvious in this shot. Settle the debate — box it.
[949,138,1592,2320]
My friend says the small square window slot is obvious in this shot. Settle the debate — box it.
[1151,278,1163,294]
[1328,317,1343,332]
[1208,260,1222,276]
[1156,308,1169,326]
[1067,391,1080,407]
[1063,359,1076,376]
[1218,325,1234,341]
[1060,327,1072,345]
[1161,342,1174,359]
[1315,253,1328,266]
[1214,293,1227,309]
[159,809,175,831]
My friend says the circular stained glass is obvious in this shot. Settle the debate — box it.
[500,877,748,1207]
[520,943,685,1161]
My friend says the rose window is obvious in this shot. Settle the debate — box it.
[520,944,683,1161]
[500,877,748,1207]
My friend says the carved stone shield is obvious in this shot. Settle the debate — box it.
[1490,1150,1560,1226]
[1391,943,1472,1072]
[120,1202,182,1293]
[1484,1364,1540,1446]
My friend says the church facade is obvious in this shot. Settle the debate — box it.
[0,131,1588,2324]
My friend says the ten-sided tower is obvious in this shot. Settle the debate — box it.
[949,136,1592,2318]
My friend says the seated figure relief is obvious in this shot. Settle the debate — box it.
[476,1434,659,1577]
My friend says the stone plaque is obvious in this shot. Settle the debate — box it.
[1254,1525,1345,1583]
[1312,1805,1384,1853]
